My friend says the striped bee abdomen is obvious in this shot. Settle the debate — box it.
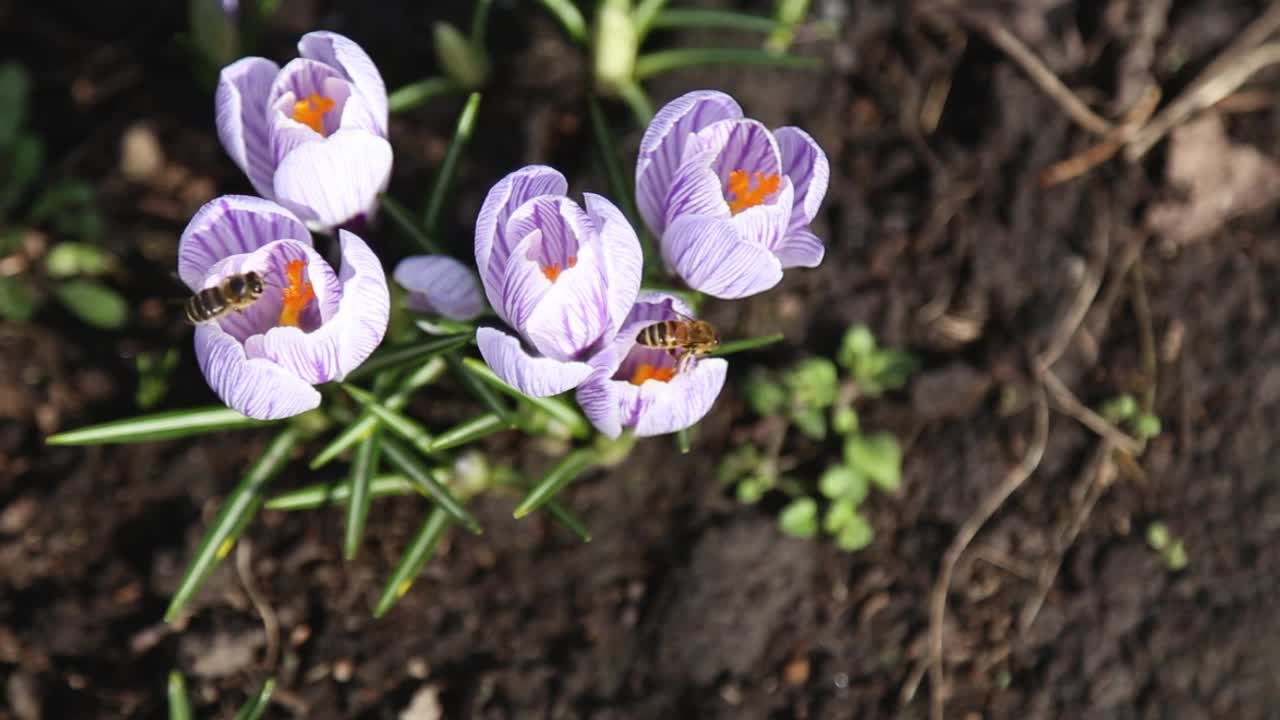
[185,287,228,324]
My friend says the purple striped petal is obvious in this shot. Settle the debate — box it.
[504,195,588,273]
[194,323,322,420]
[393,255,487,320]
[774,126,829,232]
[702,119,782,183]
[243,230,389,382]
[774,229,825,269]
[298,31,388,136]
[662,215,783,299]
[476,326,593,397]
[267,59,345,126]
[475,166,568,306]
[272,129,393,232]
[202,239,338,343]
[498,229,554,330]
[636,90,742,236]
[178,195,311,290]
[583,193,642,335]
[215,57,281,198]
[522,239,609,362]
[662,149,731,228]
[733,179,793,252]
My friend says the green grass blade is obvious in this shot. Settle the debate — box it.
[378,192,443,254]
[311,357,447,469]
[448,354,520,428]
[586,95,644,236]
[167,671,193,720]
[342,428,382,560]
[165,427,300,622]
[266,474,418,510]
[544,499,592,542]
[710,332,785,356]
[388,76,458,113]
[341,385,440,457]
[426,411,508,452]
[634,48,819,80]
[424,92,482,234]
[514,448,596,518]
[650,8,785,33]
[346,333,469,382]
[469,0,493,44]
[374,506,450,617]
[460,358,591,438]
[47,406,273,445]
[540,0,587,43]
[232,678,275,720]
[676,426,692,454]
[632,0,670,36]
[381,436,482,533]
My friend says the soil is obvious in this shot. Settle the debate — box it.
[3,1,1280,718]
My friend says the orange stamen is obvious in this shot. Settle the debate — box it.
[567,255,577,268]
[290,93,336,135]
[542,264,562,282]
[628,363,676,386]
[277,259,315,327]
[725,169,781,214]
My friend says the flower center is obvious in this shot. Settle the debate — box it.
[542,255,577,283]
[725,170,780,214]
[277,259,315,327]
[291,93,336,135]
[629,363,675,386]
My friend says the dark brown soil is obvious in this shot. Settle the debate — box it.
[4,1,1280,718]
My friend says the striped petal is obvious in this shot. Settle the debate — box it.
[774,229,825,269]
[177,195,311,290]
[583,193,642,336]
[475,165,568,306]
[194,323,321,420]
[476,326,593,397]
[298,31,388,135]
[662,215,783,299]
[774,126,829,232]
[393,255,487,320]
[522,239,609,362]
[272,129,393,232]
[215,57,281,198]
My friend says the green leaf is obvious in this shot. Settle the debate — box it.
[433,21,489,90]
[266,474,418,510]
[461,357,591,438]
[675,426,692,454]
[837,325,876,370]
[1099,394,1138,423]
[135,349,180,410]
[345,333,470,382]
[427,412,509,452]
[45,241,116,278]
[785,357,839,409]
[1134,412,1162,439]
[1145,522,1170,551]
[745,372,786,416]
[1164,539,1187,571]
[341,384,440,457]
[0,276,36,322]
[818,464,868,504]
[863,349,918,394]
[165,428,300,621]
[717,443,761,486]
[387,76,459,114]
[513,448,596,518]
[834,511,874,552]
[823,495,857,534]
[167,671,193,720]
[709,332,785,357]
[540,0,588,44]
[634,47,819,80]
[48,406,274,445]
[54,279,127,329]
[188,0,240,70]
[844,431,902,493]
[791,406,826,441]
[736,477,766,504]
[424,92,482,234]
[376,192,443,255]
[586,95,649,265]
[380,436,482,533]
[311,357,447,468]
[232,678,275,720]
[449,354,521,430]
[543,498,592,542]
[593,0,639,97]
[777,497,818,538]
[29,178,92,224]
[343,429,382,561]
[831,405,859,435]
[650,8,786,33]
[0,63,28,148]
[0,134,44,215]
[374,506,450,617]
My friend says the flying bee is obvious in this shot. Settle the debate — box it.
[635,311,719,374]
[184,271,266,325]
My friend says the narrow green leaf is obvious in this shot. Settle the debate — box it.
[54,279,127,329]
[634,48,819,80]
[514,448,596,518]
[0,62,29,148]
[448,354,520,430]
[387,76,458,114]
[311,357,447,468]
[0,276,35,322]
[424,92,482,234]
[675,426,692,454]
[48,406,273,445]
[381,436,482,533]
[343,428,382,560]
[711,332,785,357]
[632,0,670,36]
[540,0,588,43]
[586,95,646,247]
[427,412,508,452]
[469,0,494,44]
[544,499,592,542]
[0,135,44,216]
[165,428,300,622]
[341,384,440,457]
[461,357,590,438]
[377,192,443,254]
[615,79,655,125]
[232,678,275,720]
[167,671,193,720]
[374,506,450,617]
[266,474,418,511]
[650,8,785,33]
[45,242,115,278]
[414,317,477,336]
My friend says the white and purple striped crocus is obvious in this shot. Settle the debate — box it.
[179,195,390,420]
[474,166,643,398]
[215,31,391,232]
[636,90,830,299]
[393,255,487,321]
[576,293,727,438]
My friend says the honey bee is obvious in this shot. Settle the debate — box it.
[185,271,266,324]
[635,312,720,373]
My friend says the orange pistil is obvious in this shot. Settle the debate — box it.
[277,259,315,327]
[725,169,781,214]
[628,363,676,386]
[291,93,336,135]
[541,255,577,283]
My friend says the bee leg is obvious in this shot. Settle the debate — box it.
[675,352,690,375]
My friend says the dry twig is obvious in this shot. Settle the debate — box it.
[236,540,280,672]
[1040,85,1161,187]
[1039,369,1142,456]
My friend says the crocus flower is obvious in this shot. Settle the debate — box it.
[215,31,391,232]
[474,166,643,397]
[178,195,389,420]
[575,292,727,438]
[220,0,238,15]
[635,90,830,299]
[393,255,487,321]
